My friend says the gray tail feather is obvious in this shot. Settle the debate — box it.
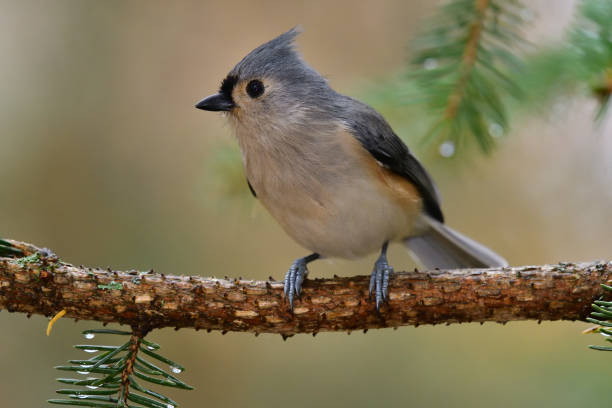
[405,218,508,269]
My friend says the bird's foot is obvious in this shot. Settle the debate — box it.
[283,253,319,310]
[284,258,310,309]
[369,254,393,311]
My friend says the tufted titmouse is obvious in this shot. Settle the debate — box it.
[195,28,507,310]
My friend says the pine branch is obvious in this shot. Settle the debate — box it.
[443,0,490,121]
[570,0,612,119]
[48,328,192,407]
[406,0,526,155]
[586,283,612,352]
[509,0,612,121]
[1,239,610,335]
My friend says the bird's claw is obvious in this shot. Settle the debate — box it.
[284,258,309,309]
[369,257,392,310]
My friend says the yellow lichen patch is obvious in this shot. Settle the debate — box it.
[46,309,66,336]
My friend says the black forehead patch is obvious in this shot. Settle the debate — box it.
[219,75,238,99]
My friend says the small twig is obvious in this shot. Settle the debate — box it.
[0,239,610,335]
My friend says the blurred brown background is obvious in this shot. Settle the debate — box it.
[2,0,612,407]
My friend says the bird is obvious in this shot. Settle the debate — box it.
[195,28,507,310]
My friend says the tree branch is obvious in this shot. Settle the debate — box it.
[0,239,610,336]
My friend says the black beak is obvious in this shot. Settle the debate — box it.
[195,93,235,111]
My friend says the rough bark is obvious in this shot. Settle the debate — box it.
[0,239,610,336]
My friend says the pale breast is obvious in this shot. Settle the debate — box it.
[235,124,424,259]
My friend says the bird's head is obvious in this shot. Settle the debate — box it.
[195,27,334,131]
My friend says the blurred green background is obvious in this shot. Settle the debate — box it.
[2,0,612,406]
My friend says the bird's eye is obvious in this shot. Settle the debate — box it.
[246,79,265,98]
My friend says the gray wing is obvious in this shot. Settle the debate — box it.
[342,99,444,223]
